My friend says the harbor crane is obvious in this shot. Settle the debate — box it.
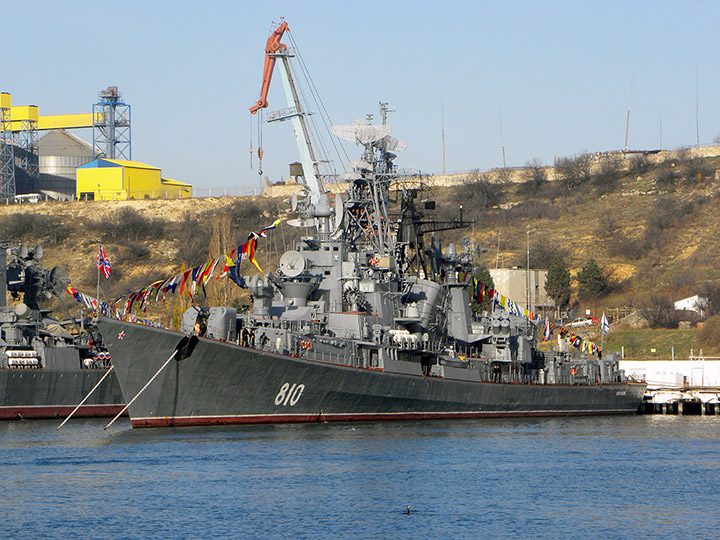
[249,21,288,115]
[249,20,324,200]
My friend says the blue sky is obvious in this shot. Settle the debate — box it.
[6,1,719,190]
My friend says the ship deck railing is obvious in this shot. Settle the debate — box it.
[245,335,613,385]
[253,341,376,370]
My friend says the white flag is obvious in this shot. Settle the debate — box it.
[601,312,610,336]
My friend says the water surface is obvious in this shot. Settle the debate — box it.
[2,416,718,539]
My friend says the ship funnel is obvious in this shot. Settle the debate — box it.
[405,279,442,330]
[278,280,318,307]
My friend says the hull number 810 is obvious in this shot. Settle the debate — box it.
[274,382,305,406]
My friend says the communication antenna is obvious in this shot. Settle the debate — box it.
[332,119,391,145]
[331,119,406,152]
[624,71,633,152]
[441,87,446,175]
[696,69,700,148]
[499,105,506,168]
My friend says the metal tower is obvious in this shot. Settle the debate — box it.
[0,93,14,199]
[93,86,131,160]
[13,105,39,193]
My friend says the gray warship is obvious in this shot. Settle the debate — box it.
[97,98,645,427]
[0,244,124,420]
[98,22,643,426]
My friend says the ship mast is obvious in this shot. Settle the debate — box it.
[332,102,406,255]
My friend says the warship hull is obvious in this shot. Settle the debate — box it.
[0,367,124,420]
[98,318,645,428]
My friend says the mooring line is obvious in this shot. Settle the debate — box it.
[104,350,178,430]
[57,365,115,430]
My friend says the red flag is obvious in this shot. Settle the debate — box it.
[179,269,192,295]
[248,237,262,272]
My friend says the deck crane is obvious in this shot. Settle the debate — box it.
[249,20,325,202]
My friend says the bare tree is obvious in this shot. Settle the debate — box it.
[207,215,234,307]
[519,157,547,194]
[554,153,593,189]
[456,169,503,217]
[638,292,681,329]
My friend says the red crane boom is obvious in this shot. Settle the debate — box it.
[249,21,289,114]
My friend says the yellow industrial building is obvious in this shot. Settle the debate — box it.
[77,158,192,200]
[3,89,194,200]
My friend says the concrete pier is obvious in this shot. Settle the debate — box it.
[639,387,720,415]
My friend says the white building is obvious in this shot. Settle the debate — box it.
[674,295,707,316]
[489,268,552,310]
[621,359,720,389]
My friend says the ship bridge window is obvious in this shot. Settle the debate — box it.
[324,270,331,276]
[303,239,320,251]
[333,246,339,251]
[324,247,330,251]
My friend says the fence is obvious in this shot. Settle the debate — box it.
[191,187,259,198]
[73,186,260,202]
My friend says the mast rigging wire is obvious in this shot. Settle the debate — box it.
[287,30,350,174]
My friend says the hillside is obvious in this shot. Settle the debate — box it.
[3,150,720,357]
[433,151,720,301]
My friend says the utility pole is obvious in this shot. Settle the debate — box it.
[526,226,536,312]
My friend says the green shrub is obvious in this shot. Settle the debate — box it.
[698,315,720,347]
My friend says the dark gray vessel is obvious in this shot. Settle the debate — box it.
[0,244,124,420]
[98,99,645,428]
